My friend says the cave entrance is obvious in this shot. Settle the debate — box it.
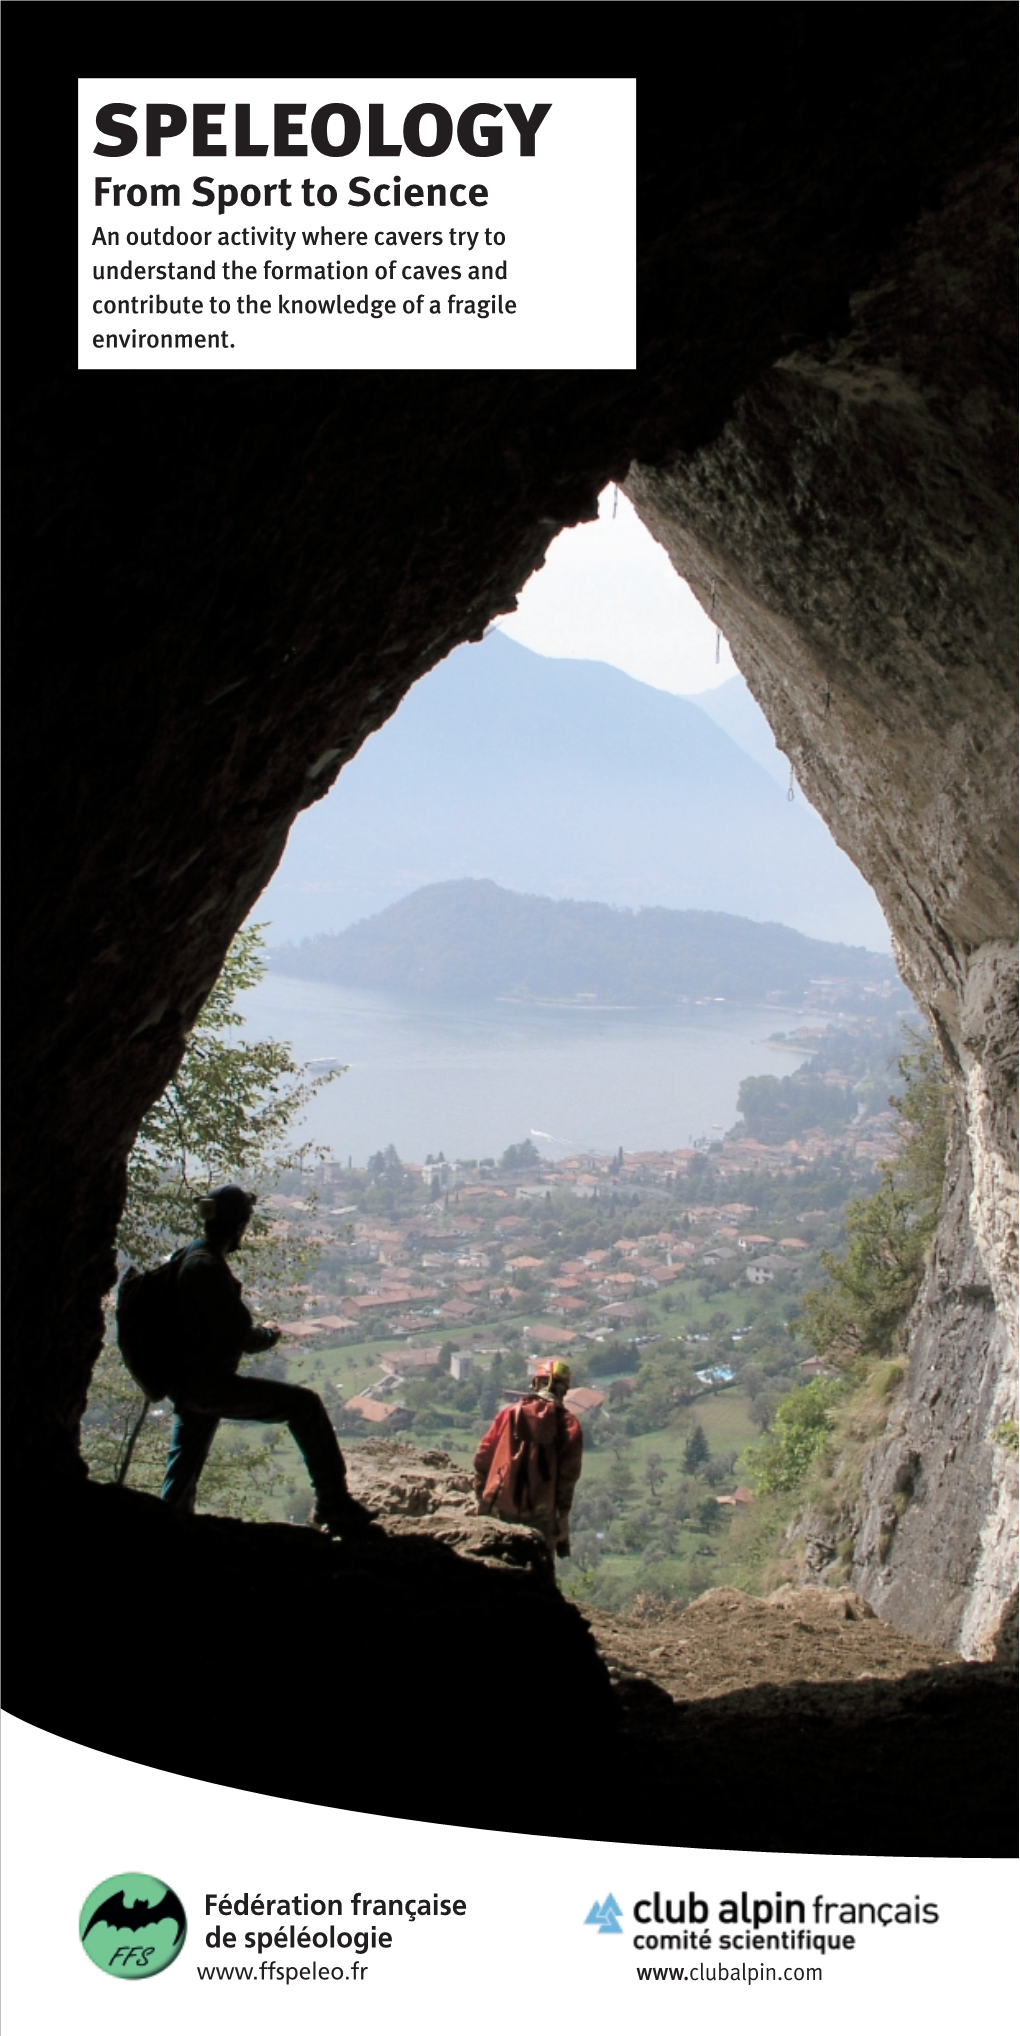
[7,16,1015,1826]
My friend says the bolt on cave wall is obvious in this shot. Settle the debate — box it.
[4,11,1016,1677]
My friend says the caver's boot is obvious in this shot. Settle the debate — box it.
[293,1404,384,1537]
[307,1489,385,1539]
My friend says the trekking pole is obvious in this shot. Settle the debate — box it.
[116,1396,152,1486]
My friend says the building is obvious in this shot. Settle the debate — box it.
[380,1345,441,1375]
[343,1395,412,1430]
[564,1386,605,1421]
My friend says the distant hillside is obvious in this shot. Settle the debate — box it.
[268,880,899,1005]
[252,632,890,950]
[687,674,790,787]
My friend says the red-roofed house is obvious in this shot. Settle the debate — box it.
[564,1386,605,1419]
[380,1346,441,1373]
[344,1395,411,1428]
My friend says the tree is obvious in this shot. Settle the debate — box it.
[799,1033,950,1373]
[478,1353,505,1422]
[644,1451,667,1496]
[737,1071,855,1145]
[604,1416,631,1460]
[499,1138,540,1171]
[115,927,341,1271]
[683,1425,710,1474]
[82,927,344,1506]
[368,1144,402,1178]
[570,1530,605,1571]
[608,1457,636,1504]
[744,1378,842,1494]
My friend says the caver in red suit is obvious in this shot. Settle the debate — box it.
[474,1359,583,1556]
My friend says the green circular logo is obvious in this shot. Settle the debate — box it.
[79,1873,187,1979]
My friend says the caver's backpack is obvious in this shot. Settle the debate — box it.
[115,1249,189,1400]
[480,1395,561,1526]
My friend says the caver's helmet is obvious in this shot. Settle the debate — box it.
[196,1184,257,1231]
[532,1358,571,1397]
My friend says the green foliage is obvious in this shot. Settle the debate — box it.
[683,1424,710,1474]
[799,1032,950,1373]
[644,1451,666,1496]
[585,1338,639,1378]
[607,1457,636,1502]
[620,1343,699,1433]
[119,925,343,1277]
[499,1138,540,1171]
[737,1071,856,1145]
[993,1419,1018,1456]
[367,1143,403,1178]
[743,1378,843,1495]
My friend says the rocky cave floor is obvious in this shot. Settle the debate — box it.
[11,1441,1015,1858]
[338,1443,1017,1857]
[586,1590,964,1703]
[346,1440,1008,1686]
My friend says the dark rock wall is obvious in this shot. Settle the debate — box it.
[4,10,1016,1655]
[625,149,1017,1652]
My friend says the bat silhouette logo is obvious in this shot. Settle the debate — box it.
[83,1885,187,1946]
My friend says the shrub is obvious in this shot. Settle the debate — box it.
[744,1378,844,1495]
[799,1033,950,1374]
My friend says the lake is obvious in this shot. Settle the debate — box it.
[237,977,810,1167]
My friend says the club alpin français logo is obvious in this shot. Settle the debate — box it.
[79,1872,187,1978]
[584,1895,623,1935]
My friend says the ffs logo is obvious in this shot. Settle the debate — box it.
[79,1873,187,1979]
[584,1895,623,1935]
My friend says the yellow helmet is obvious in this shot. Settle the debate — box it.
[534,1358,571,1394]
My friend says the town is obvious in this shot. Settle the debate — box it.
[234,1012,909,1609]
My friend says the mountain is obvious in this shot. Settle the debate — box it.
[268,879,900,1006]
[687,674,791,787]
[253,631,890,950]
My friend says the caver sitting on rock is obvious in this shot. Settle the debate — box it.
[473,1357,583,1556]
[160,1184,376,1537]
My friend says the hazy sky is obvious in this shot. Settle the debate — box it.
[495,484,737,695]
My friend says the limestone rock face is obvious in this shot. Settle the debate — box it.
[626,152,1017,1655]
[850,1123,1018,1658]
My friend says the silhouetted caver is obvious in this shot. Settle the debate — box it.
[160,1184,374,1535]
[474,1357,583,1555]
